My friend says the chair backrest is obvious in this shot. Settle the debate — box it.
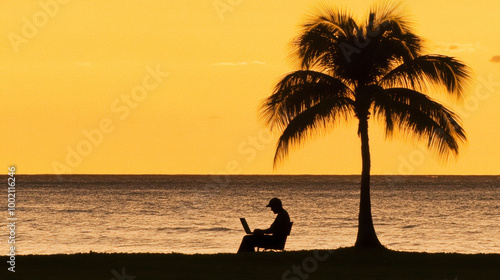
[258,221,293,251]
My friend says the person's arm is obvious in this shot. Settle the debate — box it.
[253,228,265,234]
[258,212,283,235]
[253,220,276,235]
[259,227,273,234]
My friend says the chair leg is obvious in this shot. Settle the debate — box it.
[257,248,284,252]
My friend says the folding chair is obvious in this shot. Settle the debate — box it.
[257,222,293,252]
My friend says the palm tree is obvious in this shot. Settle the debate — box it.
[260,2,471,248]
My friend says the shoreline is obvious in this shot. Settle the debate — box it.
[2,248,499,280]
[3,247,500,257]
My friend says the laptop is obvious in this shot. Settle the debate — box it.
[239,218,252,234]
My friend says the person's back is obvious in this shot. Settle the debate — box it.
[268,208,290,238]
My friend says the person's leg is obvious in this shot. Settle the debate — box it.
[237,235,257,253]
[254,235,280,250]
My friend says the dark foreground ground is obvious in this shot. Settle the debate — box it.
[1,247,499,280]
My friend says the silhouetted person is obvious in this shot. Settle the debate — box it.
[237,197,291,253]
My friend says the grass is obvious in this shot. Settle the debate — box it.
[1,247,499,280]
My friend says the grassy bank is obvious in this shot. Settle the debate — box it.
[2,247,499,280]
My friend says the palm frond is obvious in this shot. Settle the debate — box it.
[293,6,357,70]
[260,70,354,132]
[273,96,355,167]
[363,2,423,80]
[373,88,466,159]
[303,5,356,34]
[370,1,413,34]
[380,55,472,100]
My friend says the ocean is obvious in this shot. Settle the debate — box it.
[1,175,499,255]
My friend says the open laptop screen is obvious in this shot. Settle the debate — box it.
[240,218,252,234]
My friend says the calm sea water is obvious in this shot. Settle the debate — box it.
[1,175,499,255]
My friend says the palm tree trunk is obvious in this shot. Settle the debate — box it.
[354,116,383,248]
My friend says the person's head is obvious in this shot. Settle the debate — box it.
[266,197,283,214]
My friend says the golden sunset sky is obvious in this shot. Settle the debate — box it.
[1,0,499,175]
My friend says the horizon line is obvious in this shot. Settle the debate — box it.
[4,173,499,176]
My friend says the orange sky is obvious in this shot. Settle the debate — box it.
[1,0,499,175]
